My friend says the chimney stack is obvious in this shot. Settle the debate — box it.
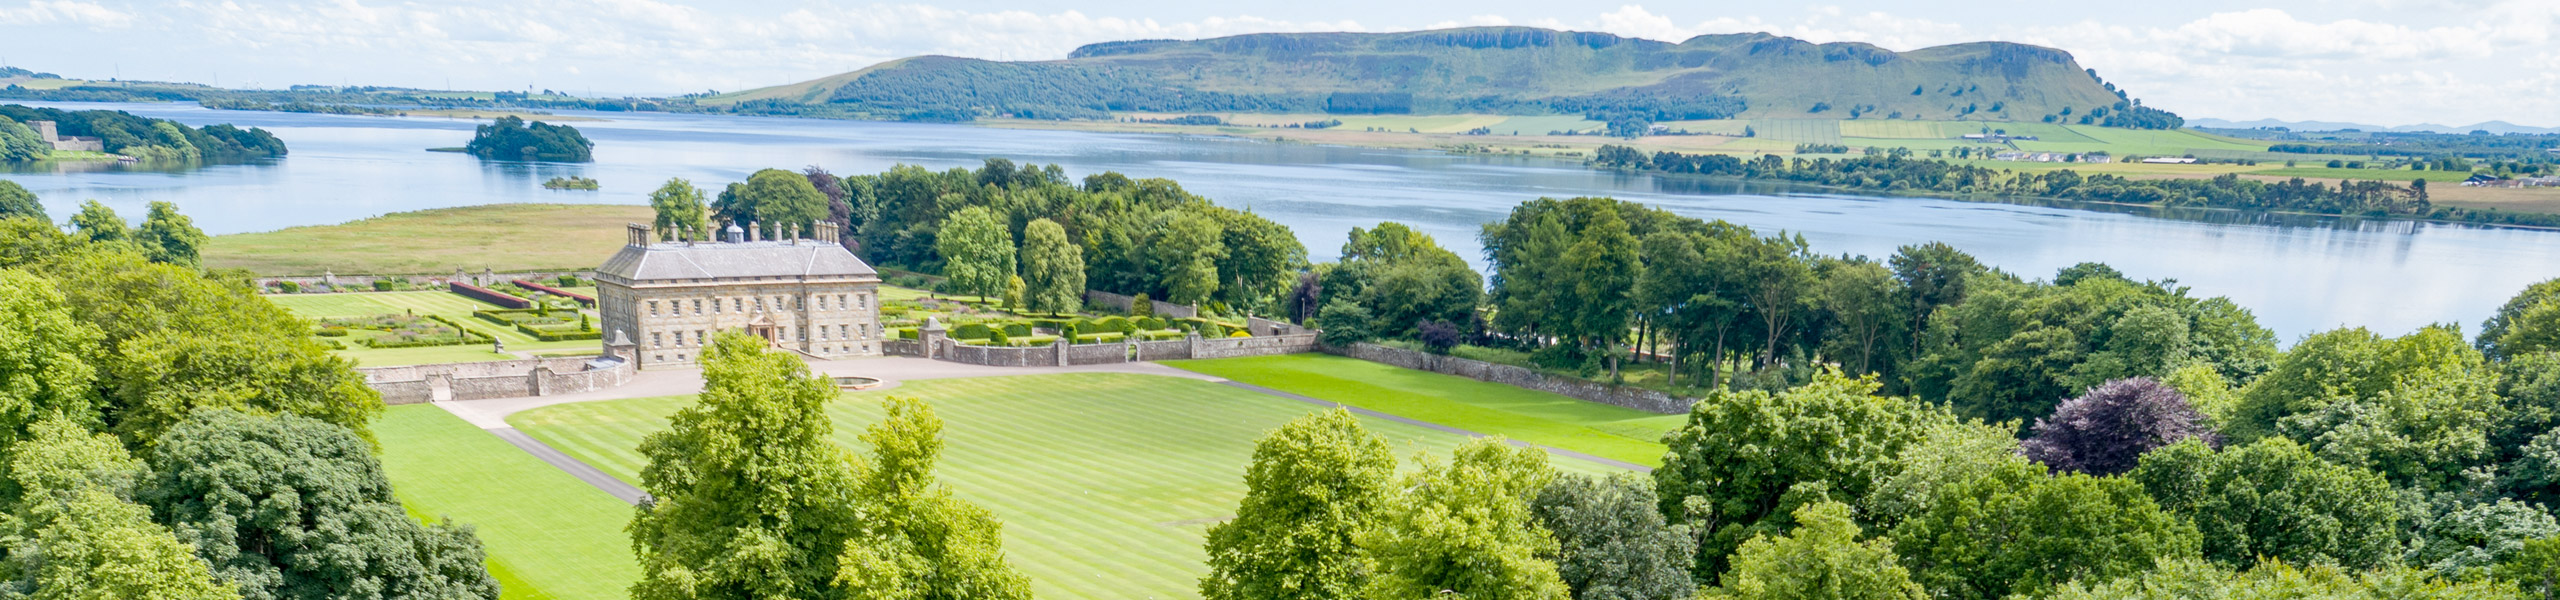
[626,223,652,247]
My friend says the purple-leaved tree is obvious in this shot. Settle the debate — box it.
[2022,377,2220,475]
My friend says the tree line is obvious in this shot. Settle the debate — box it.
[0,204,497,598]
[1596,144,2560,228]
[0,104,286,163]
[1255,192,2560,599]
[648,159,1309,315]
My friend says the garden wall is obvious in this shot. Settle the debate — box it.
[1195,333,1318,359]
[1083,290,1198,319]
[1134,339,1192,361]
[1064,343,1130,365]
[254,269,597,294]
[359,356,635,405]
[1331,343,1693,415]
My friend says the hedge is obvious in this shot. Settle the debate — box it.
[954,323,993,339]
[451,282,532,309]
[1002,323,1032,337]
[895,328,919,340]
[1073,332,1127,344]
[511,279,597,307]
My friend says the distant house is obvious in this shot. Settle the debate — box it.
[30,121,103,153]
[2140,157,2199,164]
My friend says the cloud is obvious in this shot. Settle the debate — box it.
[0,0,134,27]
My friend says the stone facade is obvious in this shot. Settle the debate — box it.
[30,121,103,153]
[595,223,884,369]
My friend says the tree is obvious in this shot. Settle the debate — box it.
[1739,234,1814,370]
[1358,437,1567,600]
[2227,326,2501,491]
[630,331,864,599]
[0,180,38,221]
[1018,218,1084,315]
[0,217,76,269]
[1002,274,1025,311]
[462,115,591,162]
[110,330,381,448]
[936,206,1015,301]
[1890,243,1986,357]
[2498,536,2560,600]
[71,199,125,243]
[1656,370,1945,582]
[139,410,497,600]
[136,201,208,268]
[1532,474,1695,600]
[0,419,235,600]
[1215,210,1306,313]
[1890,462,2199,600]
[1200,409,1397,600]
[834,397,1031,600]
[1330,223,1479,341]
[1157,211,1227,306]
[2129,438,2399,569]
[1316,299,1373,347]
[649,178,711,241]
[0,270,102,478]
[2409,500,2560,580]
[1565,210,1641,377]
[1818,257,1906,376]
[2042,559,2523,600]
[713,169,830,239]
[2483,279,2560,360]
[2020,378,2218,476]
[1713,501,1924,600]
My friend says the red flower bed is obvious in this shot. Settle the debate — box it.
[512,279,597,307]
[450,282,531,309]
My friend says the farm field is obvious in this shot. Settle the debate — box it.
[1164,353,1682,467]
[204,203,655,276]
[507,373,1626,600]
[374,405,638,600]
[267,290,596,365]
[2257,167,2478,182]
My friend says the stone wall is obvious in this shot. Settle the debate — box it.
[1332,343,1693,415]
[1083,290,1198,319]
[1134,339,1192,361]
[256,270,598,291]
[942,343,1053,368]
[1064,343,1130,365]
[1195,333,1318,359]
[1245,316,1311,336]
[359,356,635,405]
[883,338,923,357]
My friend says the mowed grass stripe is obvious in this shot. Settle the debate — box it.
[1165,354,1679,467]
[373,405,638,600]
[508,372,1624,600]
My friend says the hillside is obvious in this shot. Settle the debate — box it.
[714,27,2160,127]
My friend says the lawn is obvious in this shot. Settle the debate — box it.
[374,405,638,600]
[268,290,598,366]
[507,373,1623,600]
[205,203,654,276]
[1164,354,1684,467]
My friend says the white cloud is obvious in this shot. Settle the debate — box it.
[0,0,134,27]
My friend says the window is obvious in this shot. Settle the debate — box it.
[840,324,850,340]
[859,323,869,339]
[755,297,765,312]
[693,299,703,315]
[651,332,662,348]
[648,301,659,317]
[857,294,868,310]
[819,326,829,340]
[732,298,742,313]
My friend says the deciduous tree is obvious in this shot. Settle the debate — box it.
[1359,437,1566,600]
[2020,377,2218,476]
[0,180,38,221]
[1200,409,1396,600]
[1532,474,1695,600]
[1714,501,1924,600]
[648,178,710,241]
[136,201,208,268]
[630,331,864,599]
[0,419,234,600]
[70,199,124,243]
[1891,461,2199,600]
[1017,218,1084,315]
[835,397,1031,600]
[936,206,1015,301]
[139,409,496,600]
[2130,438,2399,570]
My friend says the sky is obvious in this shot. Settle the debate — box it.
[3,0,2555,127]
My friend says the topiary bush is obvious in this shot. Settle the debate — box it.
[954,323,993,339]
[988,329,1011,345]
[1002,323,1032,337]
[373,280,393,292]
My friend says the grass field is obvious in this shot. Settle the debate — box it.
[205,203,654,276]
[2257,167,2477,182]
[375,405,638,600]
[507,373,1623,600]
[266,291,596,365]
[1164,354,1682,467]
[1748,119,1843,144]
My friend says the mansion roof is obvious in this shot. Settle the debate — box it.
[597,239,878,283]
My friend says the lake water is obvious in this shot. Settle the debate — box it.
[7,100,2558,342]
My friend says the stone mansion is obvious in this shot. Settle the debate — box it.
[595,221,882,369]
